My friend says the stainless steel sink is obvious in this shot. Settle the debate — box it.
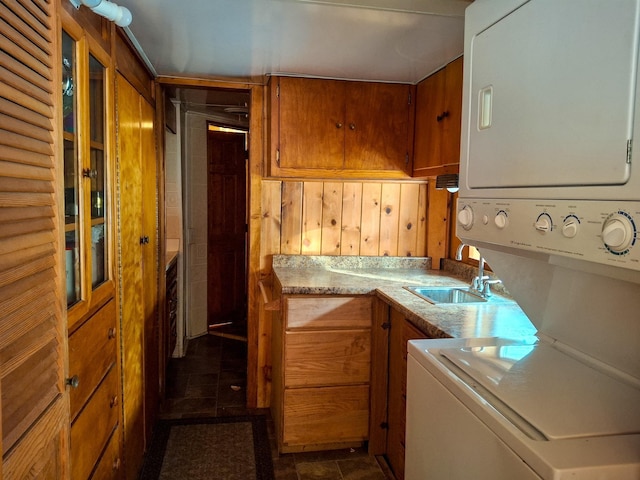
[405,286,487,304]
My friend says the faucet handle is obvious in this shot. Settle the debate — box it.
[482,279,502,297]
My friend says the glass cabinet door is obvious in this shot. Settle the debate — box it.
[61,29,110,310]
[62,30,81,306]
[89,54,108,290]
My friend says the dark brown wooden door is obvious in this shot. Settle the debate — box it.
[207,129,247,334]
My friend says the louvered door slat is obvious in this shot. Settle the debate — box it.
[0,3,51,59]
[0,160,53,181]
[0,50,51,95]
[0,96,51,130]
[0,66,51,106]
[0,27,51,79]
[14,0,50,30]
[0,82,52,119]
[0,131,52,156]
[0,145,52,168]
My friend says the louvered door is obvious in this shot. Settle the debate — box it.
[0,0,68,478]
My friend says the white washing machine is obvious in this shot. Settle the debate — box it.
[405,336,640,479]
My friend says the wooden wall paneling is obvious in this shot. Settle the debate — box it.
[397,183,420,257]
[359,182,382,256]
[416,184,428,257]
[301,182,323,255]
[340,182,363,256]
[426,182,452,269]
[320,182,343,255]
[378,183,400,256]
[280,181,302,254]
[260,180,282,270]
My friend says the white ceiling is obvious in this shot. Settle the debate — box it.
[117,0,470,84]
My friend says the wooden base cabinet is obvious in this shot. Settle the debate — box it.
[272,291,373,453]
[370,304,428,480]
[68,300,122,479]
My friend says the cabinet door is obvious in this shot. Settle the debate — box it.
[278,77,345,169]
[441,57,463,167]
[413,67,446,173]
[117,73,147,480]
[413,57,463,177]
[283,385,370,447]
[0,0,68,475]
[345,82,412,172]
[386,311,427,480]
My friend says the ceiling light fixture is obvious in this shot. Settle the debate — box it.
[68,0,132,27]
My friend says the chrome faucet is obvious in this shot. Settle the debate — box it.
[455,243,498,296]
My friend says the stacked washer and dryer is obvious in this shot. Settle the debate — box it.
[405,0,640,478]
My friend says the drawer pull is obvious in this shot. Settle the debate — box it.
[66,375,80,389]
[113,458,121,471]
[108,327,116,339]
[110,395,118,408]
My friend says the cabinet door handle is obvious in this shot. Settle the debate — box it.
[108,327,116,339]
[349,123,356,130]
[436,111,450,122]
[139,236,150,245]
[336,122,343,129]
[82,168,98,179]
[66,375,80,389]
[110,395,118,408]
[112,458,121,471]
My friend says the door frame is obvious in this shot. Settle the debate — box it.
[158,78,265,408]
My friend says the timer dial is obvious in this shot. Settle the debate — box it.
[458,205,474,230]
[602,212,636,253]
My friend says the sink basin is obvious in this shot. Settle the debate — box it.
[405,286,487,304]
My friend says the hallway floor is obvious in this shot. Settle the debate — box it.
[160,334,389,480]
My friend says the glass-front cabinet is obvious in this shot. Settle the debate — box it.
[61,26,113,326]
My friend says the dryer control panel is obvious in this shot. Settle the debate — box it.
[456,199,640,272]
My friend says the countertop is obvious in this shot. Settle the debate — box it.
[272,256,536,341]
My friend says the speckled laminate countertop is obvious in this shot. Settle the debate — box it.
[272,255,536,341]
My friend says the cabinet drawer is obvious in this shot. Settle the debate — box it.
[68,300,117,420]
[285,330,371,387]
[285,296,372,330]
[71,366,119,480]
[283,385,369,446]
[90,426,122,480]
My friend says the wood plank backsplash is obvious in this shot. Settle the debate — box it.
[261,180,429,258]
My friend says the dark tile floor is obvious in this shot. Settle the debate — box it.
[161,334,390,480]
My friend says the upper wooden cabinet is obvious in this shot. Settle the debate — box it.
[269,77,415,178]
[412,57,463,177]
[61,19,115,330]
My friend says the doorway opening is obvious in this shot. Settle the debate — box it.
[206,123,249,342]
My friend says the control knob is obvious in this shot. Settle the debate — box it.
[494,211,508,229]
[534,213,552,234]
[458,205,474,230]
[602,213,635,253]
[561,216,579,238]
